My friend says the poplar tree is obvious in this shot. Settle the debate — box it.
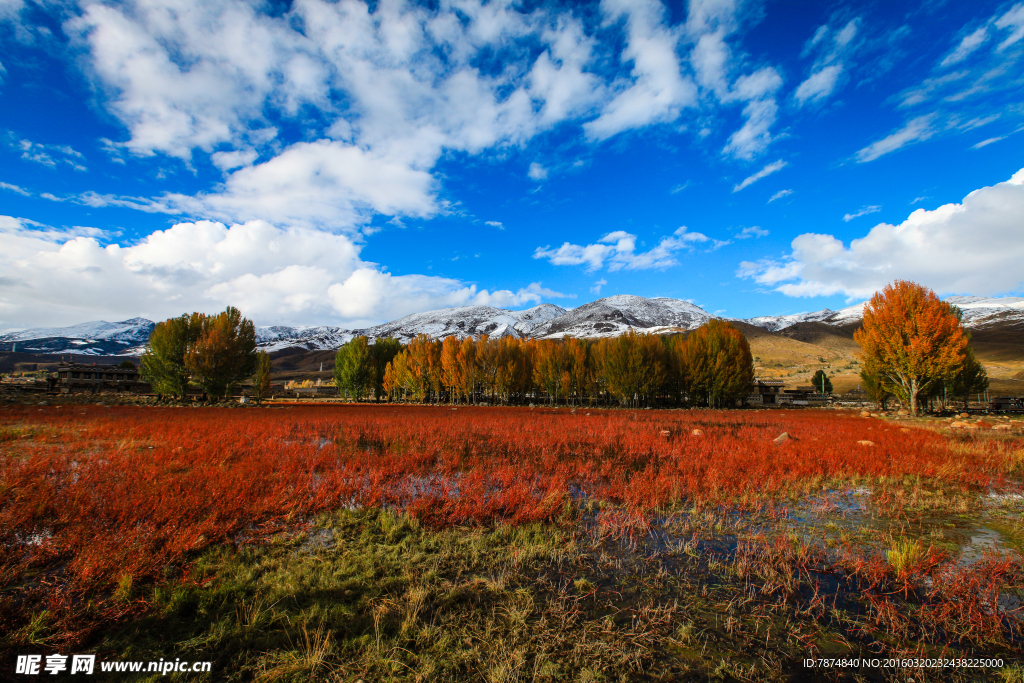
[369,337,402,402]
[334,336,372,401]
[252,351,272,405]
[141,313,202,400]
[683,320,754,407]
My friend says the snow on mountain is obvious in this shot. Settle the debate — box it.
[5,295,1023,356]
[744,309,836,332]
[256,325,353,352]
[824,302,868,326]
[743,296,1024,332]
[0,318,155,355]
[944,296,1024,327]
[532,295,712,339]
[0,318,155,343]
[356,303,568,345]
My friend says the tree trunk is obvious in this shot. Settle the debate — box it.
[909,378,919,417]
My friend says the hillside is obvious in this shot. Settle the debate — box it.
[4,294,1022,396]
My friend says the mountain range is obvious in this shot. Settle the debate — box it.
[2,295,1023,356]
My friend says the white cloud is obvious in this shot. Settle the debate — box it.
[485,220,504,229]
[0,216,567,328]
[584,0,697,140]
[723,98,779,159]
[6,136,87,171]
[528,162,548,181]
[995,3,1024,50]
[0,0,24,21]
[733,159,786,192]
[534,226,723,272]
[941,27,989,67]
[591,278,608,295]
[843,205,881,222]
[972,136,1004,149]
[736,226,768,238]
[165,140,438,229]
[211,149,258,171]
[767,189,793,203]
[854,116,935,162]
[738,168,1024,298]
[0,181,30,196]
[794,64,842,105]
[793,18,859,107]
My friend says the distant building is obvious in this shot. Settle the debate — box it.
[747,378,785,405]
[52,362,148,393]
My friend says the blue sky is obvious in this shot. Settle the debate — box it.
[1,0,1023,330]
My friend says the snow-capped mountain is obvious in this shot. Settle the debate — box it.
[743,302,865,331]
[944,296,1024,328]
[255,325,354,352]
[743,309,838,332]
[742,296,1024,333]
[253,303,569,352]
[4,295,1023,356]
[0,318,154,355]
[357,303,567,345]
[532,295,711,339]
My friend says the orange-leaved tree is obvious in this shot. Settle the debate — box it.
[854,280,968,416]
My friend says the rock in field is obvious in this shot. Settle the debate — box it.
[773,432,792,445]
[857,440,875,447]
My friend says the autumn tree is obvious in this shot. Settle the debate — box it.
[440,336,465,403]
[597,329,667,407]
[383,350,410,402]
[495,336,532,404]
[252,350,272,405]
[533,339,568,404]
[186,306,258,400]
[854,281,968,416]
[334,336,372,401]
[406,334,442,402]
[564,337,592,405]
[683,320,754,407]
[663,334,694,405]
[457,337,478,403]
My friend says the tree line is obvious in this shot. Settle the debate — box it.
[334,319,755,408]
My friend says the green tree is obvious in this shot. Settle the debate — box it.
[140,313,202,400]
[860,358,897,410]
[334,336,372,401]
[252,351,272,405]
[811,369,833,394]
[186,307,258,399]
[369,338,402,402]
[946,347,989,410]
[119,360,137,370]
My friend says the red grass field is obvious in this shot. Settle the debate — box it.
[2,404,1022,648]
